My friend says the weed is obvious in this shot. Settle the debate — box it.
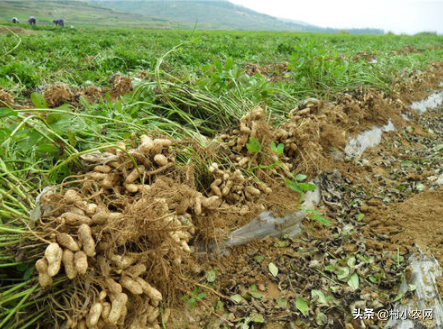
[180,287,206,310]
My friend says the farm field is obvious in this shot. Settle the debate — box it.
[1,25,443,329]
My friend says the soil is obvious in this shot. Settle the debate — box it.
[111,72,133,97]
[0,88,14,106]
[75,85,106,104]
[0,26,35,35]
[44,83,74,108]
[243,62,290,82]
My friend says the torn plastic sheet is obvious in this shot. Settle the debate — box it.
[402,113,410,121]
[210,181,321,255]
[345,120,395,158]
[385,248,443,329]
[411,90,443,113]
[29,186,56,222]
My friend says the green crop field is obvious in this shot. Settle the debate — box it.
[1,24,443,329]
[2,26,442,100]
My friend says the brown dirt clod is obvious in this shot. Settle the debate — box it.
[44,83,74,108]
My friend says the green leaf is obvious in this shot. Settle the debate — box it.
[271,141,284,155]
[216,300,224,312]
[250,292,264,299]
[295,174,307,181]
[213,57,223,72]
[392,254,404,263]
[79,96,91,109]
[0,107,18,118]
[68,131,77,148]
[268,262,279,277]
[336,267,350,280]
[246,137,261,153]
[225,57,234,71]
[250,313,265,323]
[316,312,328,325]
[296,297,309,317]
[274,241,286,248]
[197,293,206,300]
[285,179,302,193]
[297,183,317,191]
[16,263,28,271]
[304,209,330,226]
[311,290,327,304]
[189,297,196,309]
[31,92,48,109]
[36,143,58,155]
[24,266,34,280]
[206,270,216,283]
[347,257,356,268]
[254,255,264,263]
[347,273,359,290]
[276,297,288,308]
[325,265,336,272]
[408,284,417,292]
[357,213,365,221]
[231,294,245,303]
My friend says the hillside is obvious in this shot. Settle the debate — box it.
[0,0,173,28]
[93,0,313,31]
[0,0,384,33]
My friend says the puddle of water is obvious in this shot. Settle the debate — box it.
[345,120,395,158]
[411,90,443,113]
[385,249,443,328]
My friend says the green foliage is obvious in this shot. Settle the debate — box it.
[304,209,331,226]
[271,141,284,155]
[289,39,348,91]
[268,262,279,277]
[296,297,309,316]
[30,93,47,109]
[285,177,317,194]
[180,287,206,310]
[246,137,262,153]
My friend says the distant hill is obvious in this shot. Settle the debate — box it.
[92,0,314,31]
[0,0,384,33]
[0,0,173,28]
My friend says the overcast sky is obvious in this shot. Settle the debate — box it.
[229,0,443,34]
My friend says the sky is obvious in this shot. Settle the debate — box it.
[229,0,443,34]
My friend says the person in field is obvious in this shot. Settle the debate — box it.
[53,18,64,27]
[12,17,19,24]
[28,16,36,25]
